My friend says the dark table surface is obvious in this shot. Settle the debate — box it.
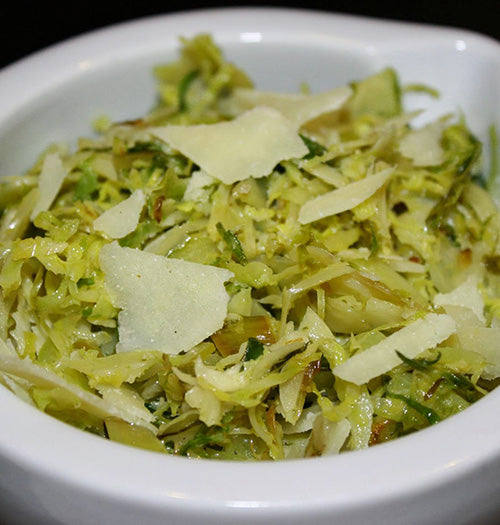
[0,0,497,70]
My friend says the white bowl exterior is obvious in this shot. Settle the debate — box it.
[0,8,500,525]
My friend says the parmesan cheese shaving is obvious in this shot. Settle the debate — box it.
[150,107,308,185]
[456,326,500,379]
[399,121,445,167]
[433,275,486,324]
[333,313,456,384]
[227,86,352,128]
[99,242,233,354]
[298,168,393,224]
[30,153,67,221]
[93,189,146,239]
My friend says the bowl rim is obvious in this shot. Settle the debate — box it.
[1,5,500,516]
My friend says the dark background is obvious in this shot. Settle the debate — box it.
[0,1,498,70]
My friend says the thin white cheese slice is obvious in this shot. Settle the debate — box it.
[399,121,445,167]
[227,86,352,128]
[30,153,67,221]
[99,242,233,354]
[433,275,485,324]
[333,313,456,385]
[150,107,308,185]
[93,189,146,239]
[456,326,500,379]
[298,168,393,224]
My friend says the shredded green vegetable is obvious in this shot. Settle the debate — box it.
[1,34,500,460]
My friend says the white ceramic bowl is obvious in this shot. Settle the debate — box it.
[1,8,500,525]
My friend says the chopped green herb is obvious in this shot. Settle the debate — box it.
[386,391,441,425]
[216,222,247,264]
[144,400,160,413]
[164,440,175,450]
[396,350,441,371]
[77,277,95,287]
[442,371,475,390]
[244,337,264,361]
[82,307,93,318]
[179,427,226,456]
[127,141,164,154]
[300,134,327,159]
[369,224,379,256]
